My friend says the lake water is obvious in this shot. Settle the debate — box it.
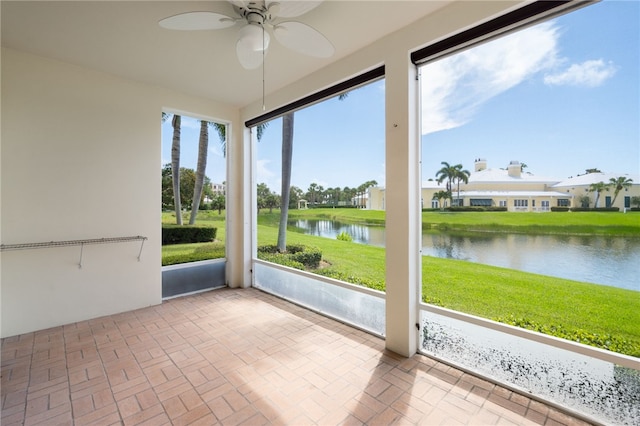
[292,219,640,292]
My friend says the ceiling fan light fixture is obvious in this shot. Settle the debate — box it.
[237,23,270,52]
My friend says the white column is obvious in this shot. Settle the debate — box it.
[384,52,421,357]
[226,122,253,288]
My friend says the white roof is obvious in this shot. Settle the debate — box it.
[468,168,560,184]
[552,172,639,188]
[421,180,447,189]
[459,190,571,198]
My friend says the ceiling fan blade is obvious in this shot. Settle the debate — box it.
[267,1,323,18]
[228,0,250,9]
[273,21,334,58]
[159,12,236,30]
[237,38,268,69]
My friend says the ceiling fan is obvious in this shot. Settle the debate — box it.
[159,0,335,70]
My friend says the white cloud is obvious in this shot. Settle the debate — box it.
[544,59,617,87]
[421,22,560,135]
[208,144,224,158]
[257,159,276,183]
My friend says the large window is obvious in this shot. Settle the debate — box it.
[160,113,228,266]
[252,78,385,281]
[419,1,639,423]
[250,78,387,334]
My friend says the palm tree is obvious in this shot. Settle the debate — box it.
[432,190,450,210]
[308,183,319,205]
[588,181,609,208]
[453,165,470,206]
[276,93,349,252]
[190,121,226,224]
[609,176,633,206]
[166,113,183,225]
[277,113,294,251]
[436,161,462,206]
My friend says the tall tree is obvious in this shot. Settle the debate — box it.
[356,180,378,209]
[275,93,349,252]
[609,176,633,206]
[211,194,226,215]
[289,186,304,209]
[343,186,356,205]
[190,121,226,224]
[170,114,183,224]
[256,183,272,214]
[453,165,471,206]
[435,161,458,206]
[161,167,198,209]
[588,181,609,208]
[161,163,174,210]
[308,183,319,205]
[277,113,294,252]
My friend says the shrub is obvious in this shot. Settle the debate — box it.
[257,244,322,269]
[162,225,217,245]
[550,207,570,212]
[570,207,620,212]
[257,252,306,270]
[314,269,385,292]
[337,231,353,242]
[290,247,322,268]
[494,315,640,357]
[446,206,507,212]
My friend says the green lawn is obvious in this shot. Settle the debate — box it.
[283,208,640,236]
[162,208,640,356]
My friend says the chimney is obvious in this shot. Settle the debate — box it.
[474,158,487,172]
[508,160,521,178]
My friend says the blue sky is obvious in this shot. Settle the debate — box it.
[163,0,639,193]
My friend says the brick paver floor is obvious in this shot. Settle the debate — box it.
[1,288,593,425]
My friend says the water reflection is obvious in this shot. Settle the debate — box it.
[292,219,640,291]
[292,219,386,247]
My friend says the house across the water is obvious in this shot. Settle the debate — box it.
[368,159,639,212]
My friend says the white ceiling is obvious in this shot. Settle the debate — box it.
[1,1,451,108]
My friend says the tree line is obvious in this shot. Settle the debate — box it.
[256,180,378,213]
[161,164,226,213]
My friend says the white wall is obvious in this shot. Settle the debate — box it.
[0,48,239,337]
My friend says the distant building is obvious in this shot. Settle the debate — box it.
[210,182,225,195]
[367,159,640,212]
[553,172,639,209]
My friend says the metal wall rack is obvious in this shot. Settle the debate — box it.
[0,236,147,269]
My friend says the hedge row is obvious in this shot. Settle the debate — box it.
[495,315,640,357]
[162,225,217,245]
[422,207,507,212]
[314,269,385,292]
[552,207,621,212]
